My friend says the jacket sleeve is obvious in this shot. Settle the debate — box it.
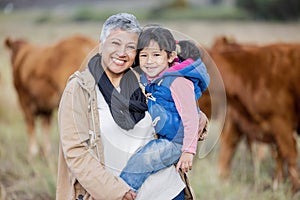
[58,79,130,200]
[170,77,199,154]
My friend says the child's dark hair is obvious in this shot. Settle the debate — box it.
[176,40,202,61]
[137,26,176,56]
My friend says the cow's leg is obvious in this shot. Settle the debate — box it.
[218,119,243,179]
[16,92,39,157]
[273,119,300,193]
[285,135,300,193]
[25,113,38,157]
[271,144,284,191]
[247,139,269,188]
[41,115,52,156]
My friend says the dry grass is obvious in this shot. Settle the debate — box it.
[0,9,300,200]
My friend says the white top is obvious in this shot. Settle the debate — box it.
[96,87,185,200]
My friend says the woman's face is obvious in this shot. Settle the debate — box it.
[100,29,138,76]
[139,40,173,80]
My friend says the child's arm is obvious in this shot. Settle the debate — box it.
[170,77,199,172]
[176,112,209,172]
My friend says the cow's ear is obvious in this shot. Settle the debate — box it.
[219,36,228,45]
[4,37,13,48]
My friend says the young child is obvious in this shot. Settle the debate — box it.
[120,26,210,194]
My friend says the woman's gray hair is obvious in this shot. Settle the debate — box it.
[100,13,142,42]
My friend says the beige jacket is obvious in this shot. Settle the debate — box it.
[56,68,130,200]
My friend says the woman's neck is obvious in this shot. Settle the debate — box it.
[105,69,123,88]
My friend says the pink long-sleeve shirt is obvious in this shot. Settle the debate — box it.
[170,77,199,154]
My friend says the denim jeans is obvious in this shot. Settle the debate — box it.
[172,190,185,200]
[120,139,182,191]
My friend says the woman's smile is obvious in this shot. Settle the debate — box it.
[112,57,127,66]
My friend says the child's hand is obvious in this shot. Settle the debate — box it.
[176,152,194,173]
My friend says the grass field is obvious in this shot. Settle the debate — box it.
[1,8,300,200]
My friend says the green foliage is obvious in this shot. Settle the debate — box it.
[70,7,149,22]
[49,5,250,22]
[35,13,52,23]
[147,5,250,21]
[71,7,112,22]
[236,0,300,21]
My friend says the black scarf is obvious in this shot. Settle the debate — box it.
[88,54,147,130]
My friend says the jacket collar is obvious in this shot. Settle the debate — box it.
[88,53,103,84]
[73,53,101,92]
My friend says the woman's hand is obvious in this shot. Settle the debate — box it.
[176,152,194,173]
[122,190,137,200]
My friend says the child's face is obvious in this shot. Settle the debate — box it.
[139,40,173,79]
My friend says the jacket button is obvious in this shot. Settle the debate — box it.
[78,194,84,200]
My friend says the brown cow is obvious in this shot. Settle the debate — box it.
[4,35,97,157]
[207,36,300,192]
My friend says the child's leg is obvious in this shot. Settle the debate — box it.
[120,139,182,191]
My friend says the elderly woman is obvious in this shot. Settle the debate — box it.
[56,13,192,200]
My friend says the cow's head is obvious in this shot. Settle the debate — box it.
[4,37,27,51]
[4,37,28,66]
[211,36,240,53]
[211,36,260,54]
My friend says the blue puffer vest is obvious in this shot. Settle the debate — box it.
[141,58,210,144]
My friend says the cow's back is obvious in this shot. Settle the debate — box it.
[6,35,97,112]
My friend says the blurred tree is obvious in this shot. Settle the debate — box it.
[211,0,222,4]
[236,0,300,20]
[148,0,191,19]
[172,0,188,8]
